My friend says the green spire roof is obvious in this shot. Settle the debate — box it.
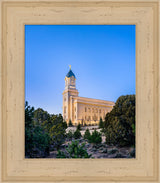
[66,69,76,78]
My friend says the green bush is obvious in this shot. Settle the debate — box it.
[77,123,81,130]
[99,117,104,129]
[73,129,82,139]
[66,130,73,140]
[68,119,73,127]
[84,129,91,140]
[56,150,66,158]
[57,140,92,158]
[88,130,102,144]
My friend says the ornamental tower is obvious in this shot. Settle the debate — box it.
[63,66,79,123]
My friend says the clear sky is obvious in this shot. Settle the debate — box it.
[25,25,135,114]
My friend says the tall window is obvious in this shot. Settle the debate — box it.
[85,107,87,112]
[75,107,76,112]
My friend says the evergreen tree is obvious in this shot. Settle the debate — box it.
[68,119,73,127]
[104,95,135,147]
[77,123,81,130]
[57,140,92,158]
[25,102,50,158]
[25,102,67,157]
[88,130,102,144]
[73,129,82,139]
[99,117,104,129]
[84,128,91,140]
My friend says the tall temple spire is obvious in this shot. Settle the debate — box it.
[66,67,76,78]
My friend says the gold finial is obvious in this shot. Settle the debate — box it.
[69,65,71,70]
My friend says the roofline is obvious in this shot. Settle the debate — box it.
[71,96,115,104]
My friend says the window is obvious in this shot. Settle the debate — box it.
[85,107,87,112]
[92,108,94,113]
[64,97,66,102]
[75,107,76,112]
[96,108,98,113]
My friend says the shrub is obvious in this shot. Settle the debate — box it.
[56,150,66,158]
[57,140,92,158]
[73,129,82,139]
[77,123,81,130]
[68,119,73,127]
[88,130,102,144]
[99,117,104,129]
[84,129,91,140]
[66,130,73,140]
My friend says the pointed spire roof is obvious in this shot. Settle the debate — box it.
[66,65,76,78]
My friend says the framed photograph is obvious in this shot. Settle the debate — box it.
[25,24,135,159]
[0,0,159,182]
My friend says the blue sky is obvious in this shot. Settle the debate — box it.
[25,25,135,114]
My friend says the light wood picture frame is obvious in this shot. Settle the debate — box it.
[0,0,159,182]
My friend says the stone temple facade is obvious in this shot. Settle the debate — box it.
[63,68,115,126]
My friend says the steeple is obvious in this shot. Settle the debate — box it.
[65,66,76,90]
[63,66,79,123]
[66,65,76,78]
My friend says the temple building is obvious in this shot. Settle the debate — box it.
[62,67,115,126]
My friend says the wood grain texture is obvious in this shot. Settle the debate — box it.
[0,0,159,182]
